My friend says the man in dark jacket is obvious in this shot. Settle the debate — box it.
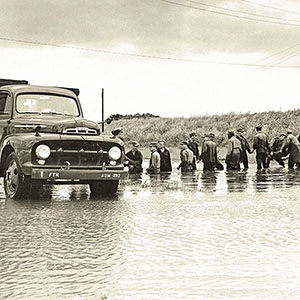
[253,126,270,169]
[226,130,242,171]
[177,141,194,172]
[236,128,251,169]
[187,132,199,170]
[282,129,300,169]
[157,140,172,172]
[270,134,286,167]
[125,141,143,174]
[200,133,218,171]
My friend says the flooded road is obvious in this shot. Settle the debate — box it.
[1,165,300,299]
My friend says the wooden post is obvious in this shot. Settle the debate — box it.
[102,88,104,132]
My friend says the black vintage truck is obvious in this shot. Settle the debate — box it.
[0,79,128,199]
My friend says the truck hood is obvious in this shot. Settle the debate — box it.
[9,115,101,135]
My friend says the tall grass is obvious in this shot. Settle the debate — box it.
[105,110,300,147]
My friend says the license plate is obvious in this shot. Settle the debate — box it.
[48,172,60,178]
[100,173,121,178]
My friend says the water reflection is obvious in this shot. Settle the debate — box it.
[285,168,300,188]
[128,173,143,181]
[252,168,300,192]
[226,170,249,193]
[200,171,218,193]
[253,169,272,192]
[160,172,172,181]
[2,166,300,299]
[181,171,199,191]
[1,165,300,201]
[3,196,53,210]
[0,188,128,299]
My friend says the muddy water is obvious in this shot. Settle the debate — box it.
[1,166,300,300]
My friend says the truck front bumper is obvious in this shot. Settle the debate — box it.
[31,168,128,181]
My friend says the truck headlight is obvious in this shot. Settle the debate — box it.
[35,144,51,160]
[108,146,121,161]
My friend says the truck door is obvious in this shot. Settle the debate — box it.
[0,91,12,140]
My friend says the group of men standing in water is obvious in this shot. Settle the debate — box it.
[125,140,172,174]
[122,125,300,174]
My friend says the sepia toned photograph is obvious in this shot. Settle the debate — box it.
[1,1,300,299]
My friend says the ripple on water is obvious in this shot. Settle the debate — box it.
[0,166,300,299]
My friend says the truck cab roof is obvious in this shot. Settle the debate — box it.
[0,84,79,98]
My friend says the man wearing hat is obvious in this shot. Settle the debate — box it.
[200,133,218,171]
[226,130,242,171]
[253,126,270,169]
[269,133,286,167]
[177,141,194,172]
[281,129,300,169]
[146,142,161,174]
[236,128,251,169]
[111,128,124,142]
[125,141,143,174]
[187,132,200,170]
[157,140,172,172]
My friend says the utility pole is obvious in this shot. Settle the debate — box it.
[101,88,104,132]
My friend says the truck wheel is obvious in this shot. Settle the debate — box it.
[89,180,119,196]
[4,153,29,199]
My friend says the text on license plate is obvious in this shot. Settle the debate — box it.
[101,173,121,178]
[48,172,60,178]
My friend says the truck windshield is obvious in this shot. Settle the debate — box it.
[16,94,80,116]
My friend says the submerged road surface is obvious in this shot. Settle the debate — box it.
[0,165,300,300]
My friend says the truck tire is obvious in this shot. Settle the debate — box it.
[4,152,30,199]
[89,180,119,196]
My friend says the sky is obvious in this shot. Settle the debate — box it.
[1,0,300,121]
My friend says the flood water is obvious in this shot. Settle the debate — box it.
[1,165,300,300]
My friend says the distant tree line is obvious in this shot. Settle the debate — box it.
[108,113,160,121]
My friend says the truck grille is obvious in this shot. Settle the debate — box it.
[32,140,122,167]
[63,127,98,135]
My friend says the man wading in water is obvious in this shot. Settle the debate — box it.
[282,129,300,169]
[269,133,286,168]
[253,126,270,169]
[187,132,200,170]
[177,141,194,172]
[200,133,218,171]
[226,130,242,171]
[157,140,172,172]
[236,128,252,169]
[146,142,161,174]
[125,141,143,174]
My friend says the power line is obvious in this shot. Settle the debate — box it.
[158,0,300,26]
[1,36,300,69]
[238,0,300,16]
[253,42,300,64]
[263,48,300,69]
[260,47,300,71]
[261,51,300,71]
[159,0,300,69]
[183,0,300,24]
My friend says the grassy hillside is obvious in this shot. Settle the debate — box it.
[105,109,300,148]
